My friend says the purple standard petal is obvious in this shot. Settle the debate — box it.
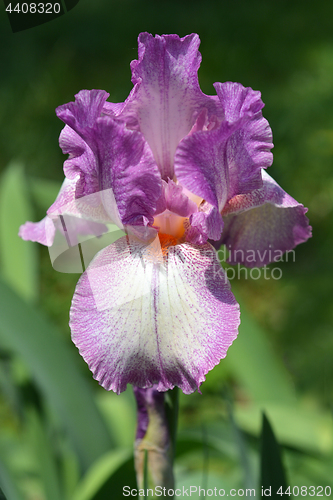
[219,170,312,267]
[175,121,234,211]
[70,236,240,394]
[92,116,162,226]
[214,82,273,198]
[123,33,217,179]
[59,125,98,198]
[56,89,109,143]
[56,90,110,200]
[154,180,198,217]
[187,204,223,245]
[57,90,162,227]
[57,90,161,225]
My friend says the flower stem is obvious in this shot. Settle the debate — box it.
[133,386,178,494]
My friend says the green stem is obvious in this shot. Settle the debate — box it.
[133,386,178,496]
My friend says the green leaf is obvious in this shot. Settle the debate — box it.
[72,448,133,500]
[175,471,240,499]
[225,307,296,404]
[96,390,136,448]
[26,409,63,500]
[0,458,25,500]
[234,402,333,455]
[0,280,113,470]
[59,439,80,500]
[260,412,288,497]
[227,401,256,490]
[0,162,38,302]
[89,455,137,500]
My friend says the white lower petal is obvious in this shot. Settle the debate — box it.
[70,236,240,394]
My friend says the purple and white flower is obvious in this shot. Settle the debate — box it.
[19,33,311,395]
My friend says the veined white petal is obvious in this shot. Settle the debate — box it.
[70,236,240,394]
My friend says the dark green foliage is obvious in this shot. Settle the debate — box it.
[260,413,287,497]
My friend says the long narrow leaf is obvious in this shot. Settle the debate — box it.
[0,458,25,500]
[225,307,296,403]
[27,409,63,500]
[72,448,132,500]
[0,162,38,302]
[260,412,288,497]
[0,280,113,470]
[227,401,256,490]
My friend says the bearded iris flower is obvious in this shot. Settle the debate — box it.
[19,33,311,396]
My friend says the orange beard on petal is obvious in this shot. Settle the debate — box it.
[158,233,178,253]
[153,211,187,240]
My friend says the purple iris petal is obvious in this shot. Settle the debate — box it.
[91,116,162,226]
[175,121,234,211]
[214,82,274,198]
[120,33,218,180]
[70,236,240,394]
[19,177,80,247]
[57,90,162,227]
[59,125,98,198]
[219,170,312,266]
[56,89,109,142]
[155,180,198,217]
[19,216,56,247]
[187,204,223,244]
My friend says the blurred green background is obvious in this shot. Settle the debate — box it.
[0,0,332,498]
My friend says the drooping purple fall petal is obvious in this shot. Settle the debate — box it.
[19,216,56,247]
[19,177,79,247]
[218,170,312,266]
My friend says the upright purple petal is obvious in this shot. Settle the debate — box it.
[59,125,98,198]
[57,90,162,226]
[219,170,312,266]
[187,204,224,245]
[56,89,109,142]
[214,82,273,198]
[121,33,217,179]
[70,236,240,394]
[92,116,162,226]
[56,90,109,201]
[154,180,198,217]
[175,121,235,210]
